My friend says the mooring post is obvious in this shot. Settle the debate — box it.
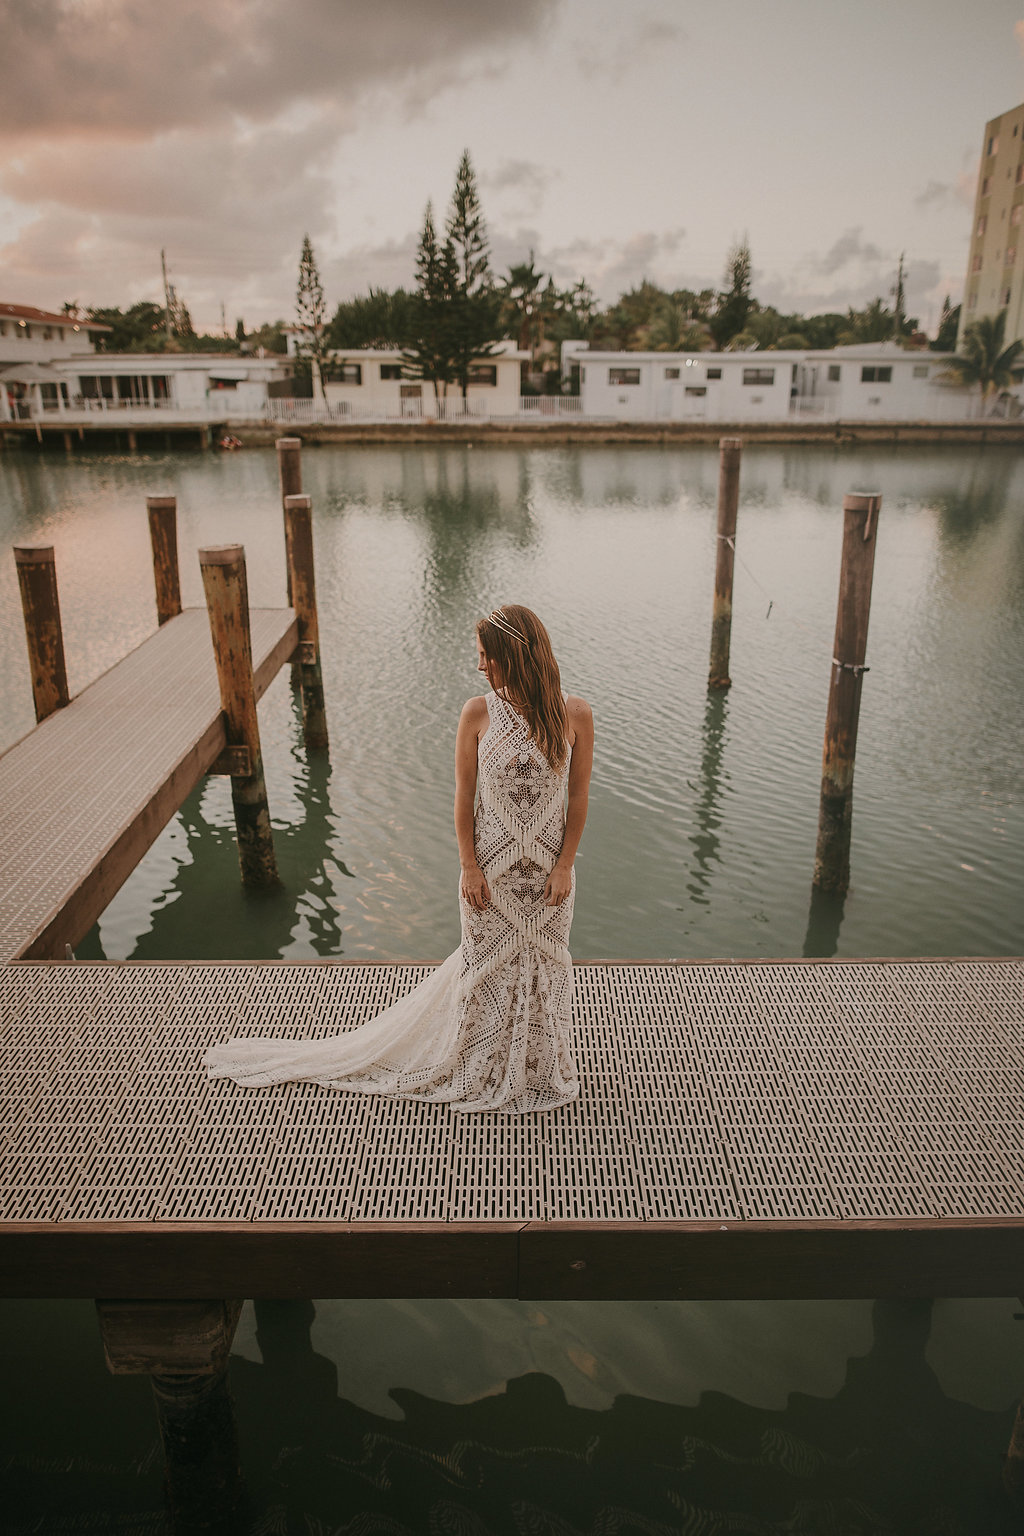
[812,491,882,894]
[13,543,70,722]
[199,543,281,887]
[96,1300,245,1532]
[708,437,742,689]
[276,437,303,605]
[147,495,183,626]
[283,493,329,749]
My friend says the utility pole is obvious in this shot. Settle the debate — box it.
[161,249,173,341]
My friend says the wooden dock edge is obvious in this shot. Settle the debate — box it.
[2,1218,1023,1300]
[13,610,299,961]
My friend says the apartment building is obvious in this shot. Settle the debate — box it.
[959,100,1024,349]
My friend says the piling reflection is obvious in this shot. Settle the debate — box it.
[77,686,348,961]
[685,689,730,908]
[803,882,848,959]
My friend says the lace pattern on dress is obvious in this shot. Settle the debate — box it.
[204,690,579,1113]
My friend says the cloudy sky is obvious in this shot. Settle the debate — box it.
[3,0,1023,335]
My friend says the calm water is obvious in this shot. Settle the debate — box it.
[2,439,1023,1531]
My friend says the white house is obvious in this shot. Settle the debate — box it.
[2,344,292,423]
[572,342,1019,423]
[318,344,530,419]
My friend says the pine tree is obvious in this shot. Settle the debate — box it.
[296,233,327,397]
[445,150,500,398]
[404,202,460,399]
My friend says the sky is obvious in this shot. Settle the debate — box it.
[2,0,1023,337]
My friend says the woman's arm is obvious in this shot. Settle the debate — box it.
[545,695,594,906]
[455,697,490,910]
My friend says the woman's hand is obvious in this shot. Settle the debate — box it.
[461,863,491,911]
[544,861,573,907]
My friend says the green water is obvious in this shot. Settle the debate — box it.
[1,439,1022,1530]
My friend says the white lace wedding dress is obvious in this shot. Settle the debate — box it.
[204,691,580,1113]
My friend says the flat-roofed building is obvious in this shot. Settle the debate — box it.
[958,101,1024,349]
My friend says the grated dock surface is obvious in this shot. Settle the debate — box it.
[2,958,1022,1225]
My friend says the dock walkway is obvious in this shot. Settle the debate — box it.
[2,956,1022,1301]
[0,606,297,963]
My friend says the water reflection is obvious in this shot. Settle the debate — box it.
[684,690,730,909]
[803,883,848,959]
[78,686,350,962]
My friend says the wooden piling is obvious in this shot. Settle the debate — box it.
[14,544,70,722]
[147,496,183,626]
[96,1299,245,1532]
[813,492,882,894]
[127,429,137,453]
[283,493,329,749]
[708,437,741,689]
[199,544,281,887]
[276,438,303,605]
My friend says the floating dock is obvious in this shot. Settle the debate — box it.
[2,956,1022,1300]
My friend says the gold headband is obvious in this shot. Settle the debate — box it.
[487,608,529,644]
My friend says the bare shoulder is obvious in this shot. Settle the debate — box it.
[458,694,490,734]
[565,694,594,745]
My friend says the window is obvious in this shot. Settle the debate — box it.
[1012,204,1023,226]
[827,364,841,382]
[1004,287,1013,305]
[664,367,680,379]
[706,367,722,380]
[981,177,991,196]
[860,366,892,383]
[912,364,929,378]
[988,134,999,157]
[742,367,775,386]
[977,215,987,236]
[972,253,983,272]
[1017,164,1024,185]
[580,367,586,383]
[468,365,497,386]
[1007,247,1017,266]
[608,367,641,385]
[336,364,362,384]
[379,364,404,380]
[684,386,707,397]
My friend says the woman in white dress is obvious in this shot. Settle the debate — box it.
[204,605,595,1114]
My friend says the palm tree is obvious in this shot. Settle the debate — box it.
[939,310,1023,414]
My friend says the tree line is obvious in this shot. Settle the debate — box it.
[74,149,977,388]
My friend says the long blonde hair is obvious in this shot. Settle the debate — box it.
[477,605,568,772]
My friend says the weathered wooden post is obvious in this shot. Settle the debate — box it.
[199,543,281,888]
[96,1300,245,1532]
[708,437,741,689]
[283,493,329,749]
[812,492,882,894]
[276,437,302,605]
[14,543,70,722]
[147,495,183,626]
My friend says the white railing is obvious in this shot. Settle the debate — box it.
[265,396,586,425]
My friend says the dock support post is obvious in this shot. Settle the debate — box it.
[813,492,882,894]
[284,493,329,749]
[276,437,302,605]
[14,543,70,722]
[147,496,183,625]
[63,430,73,454]
[96,1300,245,1533]
[127,429,137,453]
[708,437,741,690]
[200,543,281,888]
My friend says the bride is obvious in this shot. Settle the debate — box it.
[204,604,594,1113]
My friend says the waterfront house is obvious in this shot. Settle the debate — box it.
[319,343,530,419]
